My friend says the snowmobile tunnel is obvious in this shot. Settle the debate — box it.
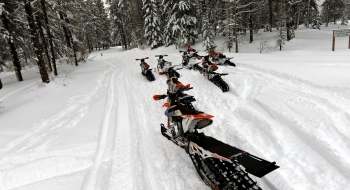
[192,135,279,178]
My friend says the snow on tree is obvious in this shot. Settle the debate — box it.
[163,0,198,47]
[321,0,345,26]
[23,0,50,83]
[201,0,216,51]
[143,0,163,49]
[276,2,286,51]
[202,17,215,51]
[84,0,111,51]
[108,0,129,49]
[340,0,350,25]
[0,0,23,81]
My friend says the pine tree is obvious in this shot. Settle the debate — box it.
[57,0,79,66]
[321,0,345,25]
[23,0,50,83]
[343,0,350,25]
[220,0,253,53]
[161,0,176,46]
[89,0,111,50]
[143,0,163,49]
[163,0,198,47]
[201,0,216,50]
[109,0,131,49]
[0,0,23,81]
[40,0,57,76]
[130,0,145,49]
[276,1,286,51]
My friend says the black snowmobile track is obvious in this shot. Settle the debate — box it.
[227,61,236,67]
[146,70,155,81]
[210,75,229,92]
[192,64,229,92]
[193,64,202,71]
[189,154,261,190]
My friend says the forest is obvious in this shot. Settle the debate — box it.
[0,0,349,83]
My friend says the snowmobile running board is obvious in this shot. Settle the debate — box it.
[191,134,279,178]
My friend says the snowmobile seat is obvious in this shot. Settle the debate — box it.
[176,103,203,115]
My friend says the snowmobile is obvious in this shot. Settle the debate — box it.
[207,46,236,67]
[196,56,230,92]
[179,45,200,68]
[179,50,202,70]
[156,55,181,78]
[136,57,155,81]
[153,85,279,190]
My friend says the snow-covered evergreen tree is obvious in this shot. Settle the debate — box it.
[0,0,23,81]
[202,17,215,50]
[143,0,163,49]
[109,0,130,49]
[85,0,111,50]
[163,0,198,47]
[162,0,176,46]
[201,0,216,50]
[276,2,286,51]
[94,0,111,49]
[340,0,350,25]
[321,0,345,26]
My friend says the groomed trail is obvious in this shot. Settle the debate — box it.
[1,35,350,190]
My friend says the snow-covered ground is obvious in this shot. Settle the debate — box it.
[0,24,349,190]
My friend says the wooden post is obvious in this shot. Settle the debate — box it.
[332,30,335,51]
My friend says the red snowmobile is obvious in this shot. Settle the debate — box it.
[193,55,230,92]
[136,57,155,81]
[207,46,236,67]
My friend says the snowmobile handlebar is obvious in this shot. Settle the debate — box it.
[153,94,167,100]
[153,86,193,101]
[135,57,149,61]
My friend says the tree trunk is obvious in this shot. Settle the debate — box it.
[68,30,78,66]
[296,3,300,30]
[325,5,329,27]
[234,3,238,53]
[118,21,128,50]
[249,4,253,43]
[36,14,52,73]
[1,13,23,82]
[306,0,310,28]
[58,11,78,66]
[64,16,78,66]
[87,36,92,53]
[24,0,50,83]
[58,12,71,47]
[269,0,273,32]
[41,0,57,76]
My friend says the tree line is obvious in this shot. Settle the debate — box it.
[1,0,349,83]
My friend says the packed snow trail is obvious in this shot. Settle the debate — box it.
[0,60,117,189]
[82,66,118,189]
